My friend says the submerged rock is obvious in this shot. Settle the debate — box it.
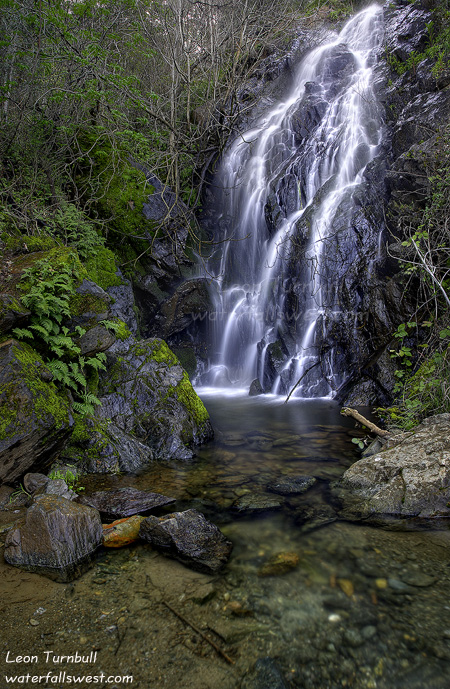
[4,495,102,581]
[78,486,175,519]
[241,657,289,689]
[0,340,73,484]
[232,493,284,514]
[139,508,233,573]
[294,503,337,533]
[333,414,450,526]
[267,475,317,495]
[258,551,300,577]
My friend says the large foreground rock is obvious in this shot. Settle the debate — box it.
[0,340,73,484]
[139,509,233,573]
[4,496,103,581]
[97,338,213,461]
[333,415,450,526]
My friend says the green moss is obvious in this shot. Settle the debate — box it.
[70,414,92,444]
[130,338,179,366]
[85,247,122,291]
[148,339,179,366]
[0,342,70,441]
[69,293,109,317]
[175,370,209,426]
[113,318,131,341]
[4,234,57,254]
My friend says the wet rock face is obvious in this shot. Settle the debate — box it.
[333,414,450,526]
[4,495,103,581]
[96,337,213,462]
[383,2,431,64]
[0,340,73,484]
[139,508,233,574]
[66,420,154,475]
[159,278,211,339]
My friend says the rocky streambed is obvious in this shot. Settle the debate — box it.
[2,394,450,689]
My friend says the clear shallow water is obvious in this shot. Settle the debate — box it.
[2,394,450,689]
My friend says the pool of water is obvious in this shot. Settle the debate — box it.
[2,393,450,689]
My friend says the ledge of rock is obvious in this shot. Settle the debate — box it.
[4,495,103,581]
[0,340,73,484]
[78,486,175,519]
[139,508,233,574]
[332,414,450,527]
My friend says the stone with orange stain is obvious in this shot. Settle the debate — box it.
[102,515,145,548]
[258,551,300,577]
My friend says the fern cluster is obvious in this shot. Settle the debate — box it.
[13,255,107,416]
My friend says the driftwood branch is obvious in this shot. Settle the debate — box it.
[162,600,235,665]
[284,361,320,404]
[340,407,391,438]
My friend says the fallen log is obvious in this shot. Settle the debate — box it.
[340,407,392,439]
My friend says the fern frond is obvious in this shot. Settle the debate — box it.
[12,328,33,339]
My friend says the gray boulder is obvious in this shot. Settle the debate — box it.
[78,324,116,356]
[139,509,233,573]
[0,341,73,484]
[35,478,77,501]
[4,495,103,581]
[333,415,450,526]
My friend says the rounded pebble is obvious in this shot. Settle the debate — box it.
[328,614,341,623]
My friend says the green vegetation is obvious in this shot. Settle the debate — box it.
[387,4,450,78]
[11,252,107,416]
[379,127,450,430]
[48,466,84,492]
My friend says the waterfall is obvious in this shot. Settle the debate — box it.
[201,5,384,397]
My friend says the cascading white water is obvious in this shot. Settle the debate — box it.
[203,5,384,397]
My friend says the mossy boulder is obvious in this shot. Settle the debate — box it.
[0,340,73,484]
[96,338,213,461]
